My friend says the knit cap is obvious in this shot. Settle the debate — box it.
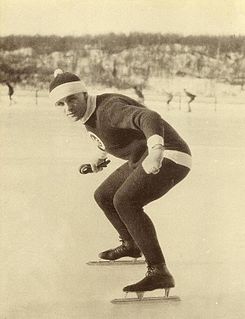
[49,69,87,104]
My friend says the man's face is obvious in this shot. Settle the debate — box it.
[62,92,87,121]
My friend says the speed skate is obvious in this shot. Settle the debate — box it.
[88,239,144,265]
[111,263,178,303]
[87,258,145,266]
[111,289,181,304]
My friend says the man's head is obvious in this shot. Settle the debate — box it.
[49,69,88,121]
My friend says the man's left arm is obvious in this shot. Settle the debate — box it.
[108,103,165,174]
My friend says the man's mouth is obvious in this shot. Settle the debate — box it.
[66,112,80,121]
[66,112,75,117]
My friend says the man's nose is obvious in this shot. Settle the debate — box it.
[68,102,77,111]
[66,104,73,112]
[64,104,70,114]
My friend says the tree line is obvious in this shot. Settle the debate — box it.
[1,33,245,55]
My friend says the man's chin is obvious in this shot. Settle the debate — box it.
[67,115,81,122]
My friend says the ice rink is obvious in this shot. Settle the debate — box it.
[1,91,245,318]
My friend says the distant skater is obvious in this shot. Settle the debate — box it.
[163,90,173,111]
[184,89,196,112]
[133,85,144,104]
[112,61,117,79]
[6,82,15,105]
[35,89,39,105]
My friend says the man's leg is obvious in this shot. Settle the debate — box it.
[94,162,140,257]
[113,159,190,266]
[113,159,190,291]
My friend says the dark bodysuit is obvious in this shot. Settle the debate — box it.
[85,93,191,265]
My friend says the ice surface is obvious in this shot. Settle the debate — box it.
[1,92,245,318]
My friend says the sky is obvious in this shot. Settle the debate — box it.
[0,0,245,37]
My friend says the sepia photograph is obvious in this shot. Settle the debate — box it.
[0,0,245,318]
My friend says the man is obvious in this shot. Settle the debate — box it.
[163,89,173,111]
[5,81,15,105]
[133,85,144,104]
[184,89,196,112]
[49,70,192,294]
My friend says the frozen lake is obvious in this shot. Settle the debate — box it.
[1,92,245,318]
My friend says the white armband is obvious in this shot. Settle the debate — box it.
[147,134,164,149]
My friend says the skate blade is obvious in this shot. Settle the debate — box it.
[87,259,145,266]
[111,295,181,304]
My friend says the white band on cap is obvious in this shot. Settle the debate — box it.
[147,134,164,149]
[49,81,87,104]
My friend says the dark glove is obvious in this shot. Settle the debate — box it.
[79,159,111,174]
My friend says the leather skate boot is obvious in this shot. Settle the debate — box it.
[99,239,142,261]
[123,263,175,292]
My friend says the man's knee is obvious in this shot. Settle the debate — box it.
[94,187,105,207]
[94,187,113,209]
[113,190,132,217]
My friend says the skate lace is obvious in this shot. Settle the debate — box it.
[114,239,127,254]
[146,265,155,277]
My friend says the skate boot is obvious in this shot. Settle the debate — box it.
[123,263,175,296]
[99,239,142,261]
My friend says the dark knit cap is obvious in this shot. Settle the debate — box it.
[49,69,87,104]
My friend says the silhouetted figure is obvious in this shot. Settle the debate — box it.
[166,93,173,105]
[35,89,39,105]
[184,89,196,112]
[112,61,117,78]
[6,82,15,105]
[163,90,173,110]
[133,85,144,104]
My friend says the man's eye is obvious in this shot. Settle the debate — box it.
[66,96,76,103]
[67,100,76,106]
[56,101,64,106]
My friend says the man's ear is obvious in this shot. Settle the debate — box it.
[84,92,88,99]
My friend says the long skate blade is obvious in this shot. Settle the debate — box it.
[111,296,181,304]
[87,259,145,266]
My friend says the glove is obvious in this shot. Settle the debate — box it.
[79,159,110,174]
[90,157,108,172]
[142,135,164,174]
[90,149,108,173]
[142,145,164,174]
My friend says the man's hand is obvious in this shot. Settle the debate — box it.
[89,148,108,173]
[90,158,109,172]
[142,145,164,174]
[79,159,110,174]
